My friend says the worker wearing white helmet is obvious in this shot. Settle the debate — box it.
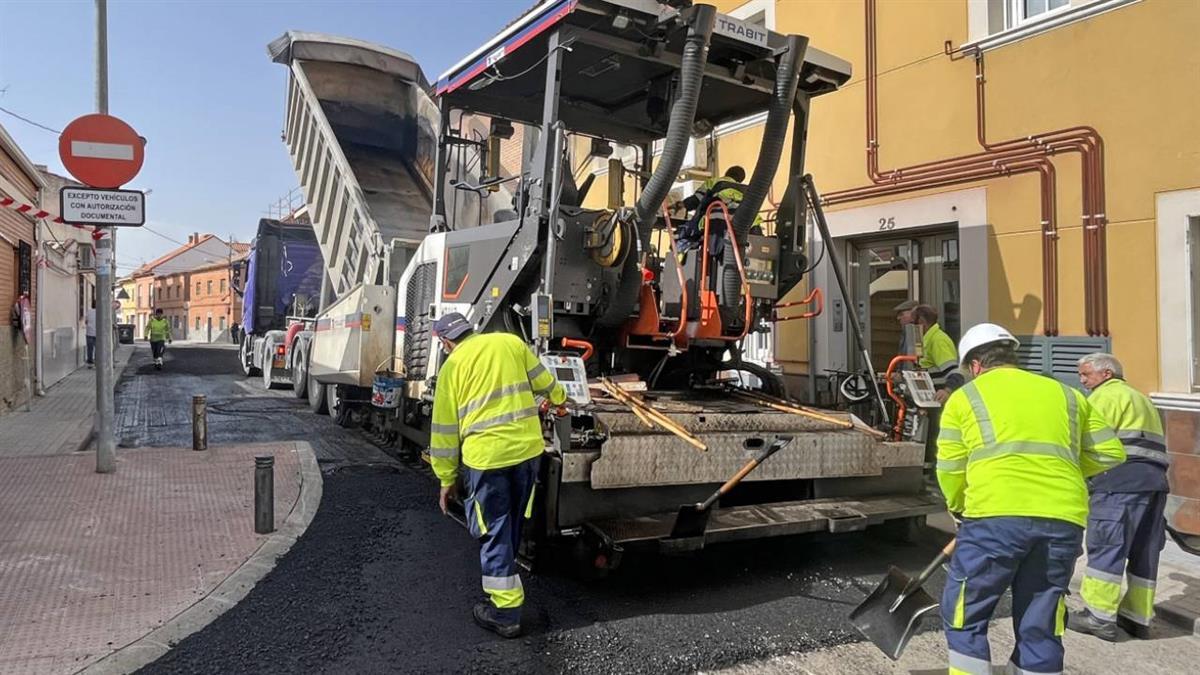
[936,323,1126,675]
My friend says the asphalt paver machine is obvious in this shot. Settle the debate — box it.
[384,0,941,568]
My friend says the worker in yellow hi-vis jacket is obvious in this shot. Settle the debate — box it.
[936,323,1125,675]
[428,312,566,639]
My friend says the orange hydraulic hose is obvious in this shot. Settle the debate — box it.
[701,200,754,341]
[885,355,918,441]
[773,287,824,322]
[655,205,689,343]
[560,338,594,361]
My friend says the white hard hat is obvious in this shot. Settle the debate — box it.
[958,323,1020,366]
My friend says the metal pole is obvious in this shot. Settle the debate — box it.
[192,395,207,451]
[254,456,275,534]
[802,175,890,425]
[93,0,115,473]
[95,0,108,115]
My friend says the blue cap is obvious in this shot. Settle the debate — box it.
[432,312,473,340]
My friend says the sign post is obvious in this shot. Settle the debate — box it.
[57,0,150,474]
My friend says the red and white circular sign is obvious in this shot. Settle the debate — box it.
[58,114,145,188]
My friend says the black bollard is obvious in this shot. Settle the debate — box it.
[192,395,207,451]
[254,455,275,534]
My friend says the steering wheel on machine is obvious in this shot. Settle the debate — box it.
[838,373,872,403]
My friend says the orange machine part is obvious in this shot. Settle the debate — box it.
[885,354,919,441]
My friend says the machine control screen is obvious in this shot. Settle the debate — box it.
[541,354,591,405]
[901,370,942,408]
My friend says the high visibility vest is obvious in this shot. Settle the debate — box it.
[147,317,171,341]
[691,176,762,227]
[918,322,959,388]
[429,333,566,487]
[936,366,1126,527]
[1088,378,1166,466]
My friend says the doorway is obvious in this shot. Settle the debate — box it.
[849,230,960,372]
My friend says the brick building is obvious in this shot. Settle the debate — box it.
[186,252,246,343]
[0,122,43,412]
[130,233,234,337]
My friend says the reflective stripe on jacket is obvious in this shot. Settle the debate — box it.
[918,322,961,390]
[1088,378,1166,466]
[147,317,171,341]
[682,176,762,227]
[936,367,1126,527]
[429,333,567,487]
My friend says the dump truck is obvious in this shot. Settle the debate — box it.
[236,218,325,398]
[269,1,942,568]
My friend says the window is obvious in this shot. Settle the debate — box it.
[196,282,202,295]
[207,280,213,295]
[971,0,1137,45]
[220,278,226,294]
[443,245,471,299]
[1009,0,1070,28]
[729,0,774,29]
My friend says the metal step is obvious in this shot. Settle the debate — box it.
[590,493,943,550]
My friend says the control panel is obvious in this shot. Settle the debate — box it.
[901,370,942,408]
[540,353,591,405]
[744,234,779,298]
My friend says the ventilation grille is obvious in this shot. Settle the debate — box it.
[1016,335,1111,389]
[403,262,438,380]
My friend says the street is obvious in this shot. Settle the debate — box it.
[126,343,955,674]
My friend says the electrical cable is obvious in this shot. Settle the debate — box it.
[0,105,62,135]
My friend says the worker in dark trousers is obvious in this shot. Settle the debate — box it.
[146,308,172,370]
[1069,352,1169,641]
[428,312,567,638]
[937,324,1125,675]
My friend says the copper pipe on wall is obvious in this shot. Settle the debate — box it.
[824,0,1109,336]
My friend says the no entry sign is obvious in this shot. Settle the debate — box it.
[58,114,145,188]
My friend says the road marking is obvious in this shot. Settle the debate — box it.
[71,140,135,161]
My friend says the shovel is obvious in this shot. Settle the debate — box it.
[848,538,956,660]
[666,434,794,544]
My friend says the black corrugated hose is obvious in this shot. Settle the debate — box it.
[595,4,716,327]
[729,34,808,243]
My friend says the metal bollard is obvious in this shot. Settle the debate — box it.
[192,395,207,451]
[254,455,275,534]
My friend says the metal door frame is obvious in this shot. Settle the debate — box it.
[846,227,957,371]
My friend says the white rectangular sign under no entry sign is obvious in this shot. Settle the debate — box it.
[60,187,145,227]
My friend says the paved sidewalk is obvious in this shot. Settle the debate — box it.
[719,515,1200,674]
[0,440,315,675]
[0,344,134,457]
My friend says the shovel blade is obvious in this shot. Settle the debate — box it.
[848,566,940,660]
[668,503,710,540]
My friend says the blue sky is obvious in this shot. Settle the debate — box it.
[0,0,528,274]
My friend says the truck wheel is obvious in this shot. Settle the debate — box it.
[291,344,309,399]
[329,384,353,428]
[262,358,280,390]
[241,340,260,377]
[307,367,327,414]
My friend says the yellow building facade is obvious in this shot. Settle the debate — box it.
[117,275,137,327]
[681,0,1196,401]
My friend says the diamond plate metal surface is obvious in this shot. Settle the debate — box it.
[588,430,924,489]
[593,409,847,435]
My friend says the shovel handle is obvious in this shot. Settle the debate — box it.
[700,435,794,510]
[913,538,957,587]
